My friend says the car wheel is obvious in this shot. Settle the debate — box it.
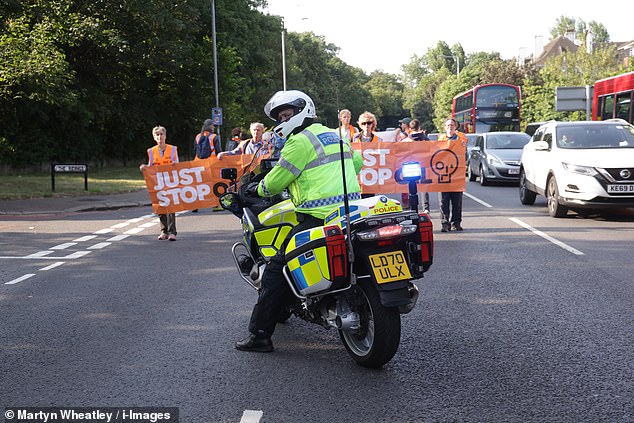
[467,163,476,181]
[479,165,489,186]
[546,176,568,217]
[519,169,536,205]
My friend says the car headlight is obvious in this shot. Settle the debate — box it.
[561,162,598,177]
[487,155,503,166]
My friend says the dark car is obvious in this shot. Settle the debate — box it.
[467,131,531,185]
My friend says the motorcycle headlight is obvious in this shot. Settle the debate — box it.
[561,162,598,177]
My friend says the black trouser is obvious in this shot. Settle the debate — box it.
[248,213,323,338]
[438,192,462,226]
[159,213,176,235]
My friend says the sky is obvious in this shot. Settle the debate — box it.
[260,0,631,75]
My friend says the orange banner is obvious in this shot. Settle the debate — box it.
[353,140,466,193]
[143,141,466,213]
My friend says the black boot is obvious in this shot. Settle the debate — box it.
[235,333,273,352]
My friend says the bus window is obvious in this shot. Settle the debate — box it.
[601,95,614,120]
[616,92,632,123]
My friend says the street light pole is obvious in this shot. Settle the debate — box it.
[281,18,287,91]
[211,0,219,107]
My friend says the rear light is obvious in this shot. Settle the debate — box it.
[357,224,417,241]
[324,225,348,281]
[417,213,434,271]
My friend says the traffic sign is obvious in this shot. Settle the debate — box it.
[212,107,223,126]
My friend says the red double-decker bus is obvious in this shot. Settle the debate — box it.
[452,83,521,133]
[592,71,634,124]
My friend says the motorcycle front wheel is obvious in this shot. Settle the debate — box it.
[339,279,401,368]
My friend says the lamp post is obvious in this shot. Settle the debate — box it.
[210,0,219,107]
[281,18,287,91]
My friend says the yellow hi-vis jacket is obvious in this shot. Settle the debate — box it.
[257,123,363,219]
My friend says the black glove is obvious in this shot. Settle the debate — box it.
[244,182,260,198]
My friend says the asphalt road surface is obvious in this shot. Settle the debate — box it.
[1,183,633,422]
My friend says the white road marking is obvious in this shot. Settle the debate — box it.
[509,217,584,255]
[464,191,493,208]
[74,235,98,242]
[50,242,77,250]
[87,242,111,250]
[240,410,263,423]
[107,234,130,241]
[5,274,36,285]
[40,262,65,271]
[26,251,54,258]
[61,251,92,259]
[127,217,145,223]
[94,228,114,234]
[110,222,130,229]
[124,227,145,235]
[140,222,157,228]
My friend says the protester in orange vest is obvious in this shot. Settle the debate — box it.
[352,111,382,143]
[438,117,467,232]
[194,119,221,160]
[139,125,179,241]
[336,109,358,141]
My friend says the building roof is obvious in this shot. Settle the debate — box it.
[533,36,579,67]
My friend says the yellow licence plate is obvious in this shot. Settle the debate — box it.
[368,251,412,284]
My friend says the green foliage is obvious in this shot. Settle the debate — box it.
[0,6,631,171]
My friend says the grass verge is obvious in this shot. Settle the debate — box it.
[0,167,147,200]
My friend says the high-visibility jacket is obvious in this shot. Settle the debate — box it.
[258,123,363,219]
[338,124,358,141]
[352,132,381,143]
[148,144,178,166]
[438,131,468,144]
[194,132,217,159]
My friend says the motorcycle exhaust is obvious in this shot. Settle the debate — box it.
[336,312,361,331]
[397,283,419,314]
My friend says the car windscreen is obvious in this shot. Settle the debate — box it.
[556,124,634,149]
[485,133,530,149]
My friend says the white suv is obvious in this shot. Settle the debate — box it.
[519,120,634,217]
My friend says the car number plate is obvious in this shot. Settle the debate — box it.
[607,184,634,193]
[508,168,519,175]
[368,251,412,284]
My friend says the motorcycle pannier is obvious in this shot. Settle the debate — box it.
[285,225,348,295]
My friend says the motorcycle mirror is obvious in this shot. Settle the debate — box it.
[221,167,238,181]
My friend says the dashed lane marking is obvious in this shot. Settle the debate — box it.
[509,217,584,256]
[39,262,65,271]
[5,274,36,285]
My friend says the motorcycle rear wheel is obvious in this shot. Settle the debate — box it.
[339,280,401,368]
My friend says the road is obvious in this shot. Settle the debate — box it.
[1,183,633,423]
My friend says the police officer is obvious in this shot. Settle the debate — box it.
[235,90,363,352]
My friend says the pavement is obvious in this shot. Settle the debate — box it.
[0,190,153,215]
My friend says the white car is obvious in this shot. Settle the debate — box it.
[519,120,634,217]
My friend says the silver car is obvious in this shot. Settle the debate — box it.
[467,131,531,185]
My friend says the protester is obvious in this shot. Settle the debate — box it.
[352,112,382,143]
[336,109,358,141]
[226,127,243,151]
[235,90,363,353]
[194,119,222,160]
[217,122,270,159]
[139,126,179,241]
[438,117,467,232]
[401,119,430,212]
[394,117,412,142]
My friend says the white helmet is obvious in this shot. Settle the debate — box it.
[264,90,317,139]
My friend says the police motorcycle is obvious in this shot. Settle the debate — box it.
[219,92,433,368]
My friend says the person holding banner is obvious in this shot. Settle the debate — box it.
[235,90,363,353]
[139,126,179,241]
[438,118,467,232]
[352,112,382,143]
